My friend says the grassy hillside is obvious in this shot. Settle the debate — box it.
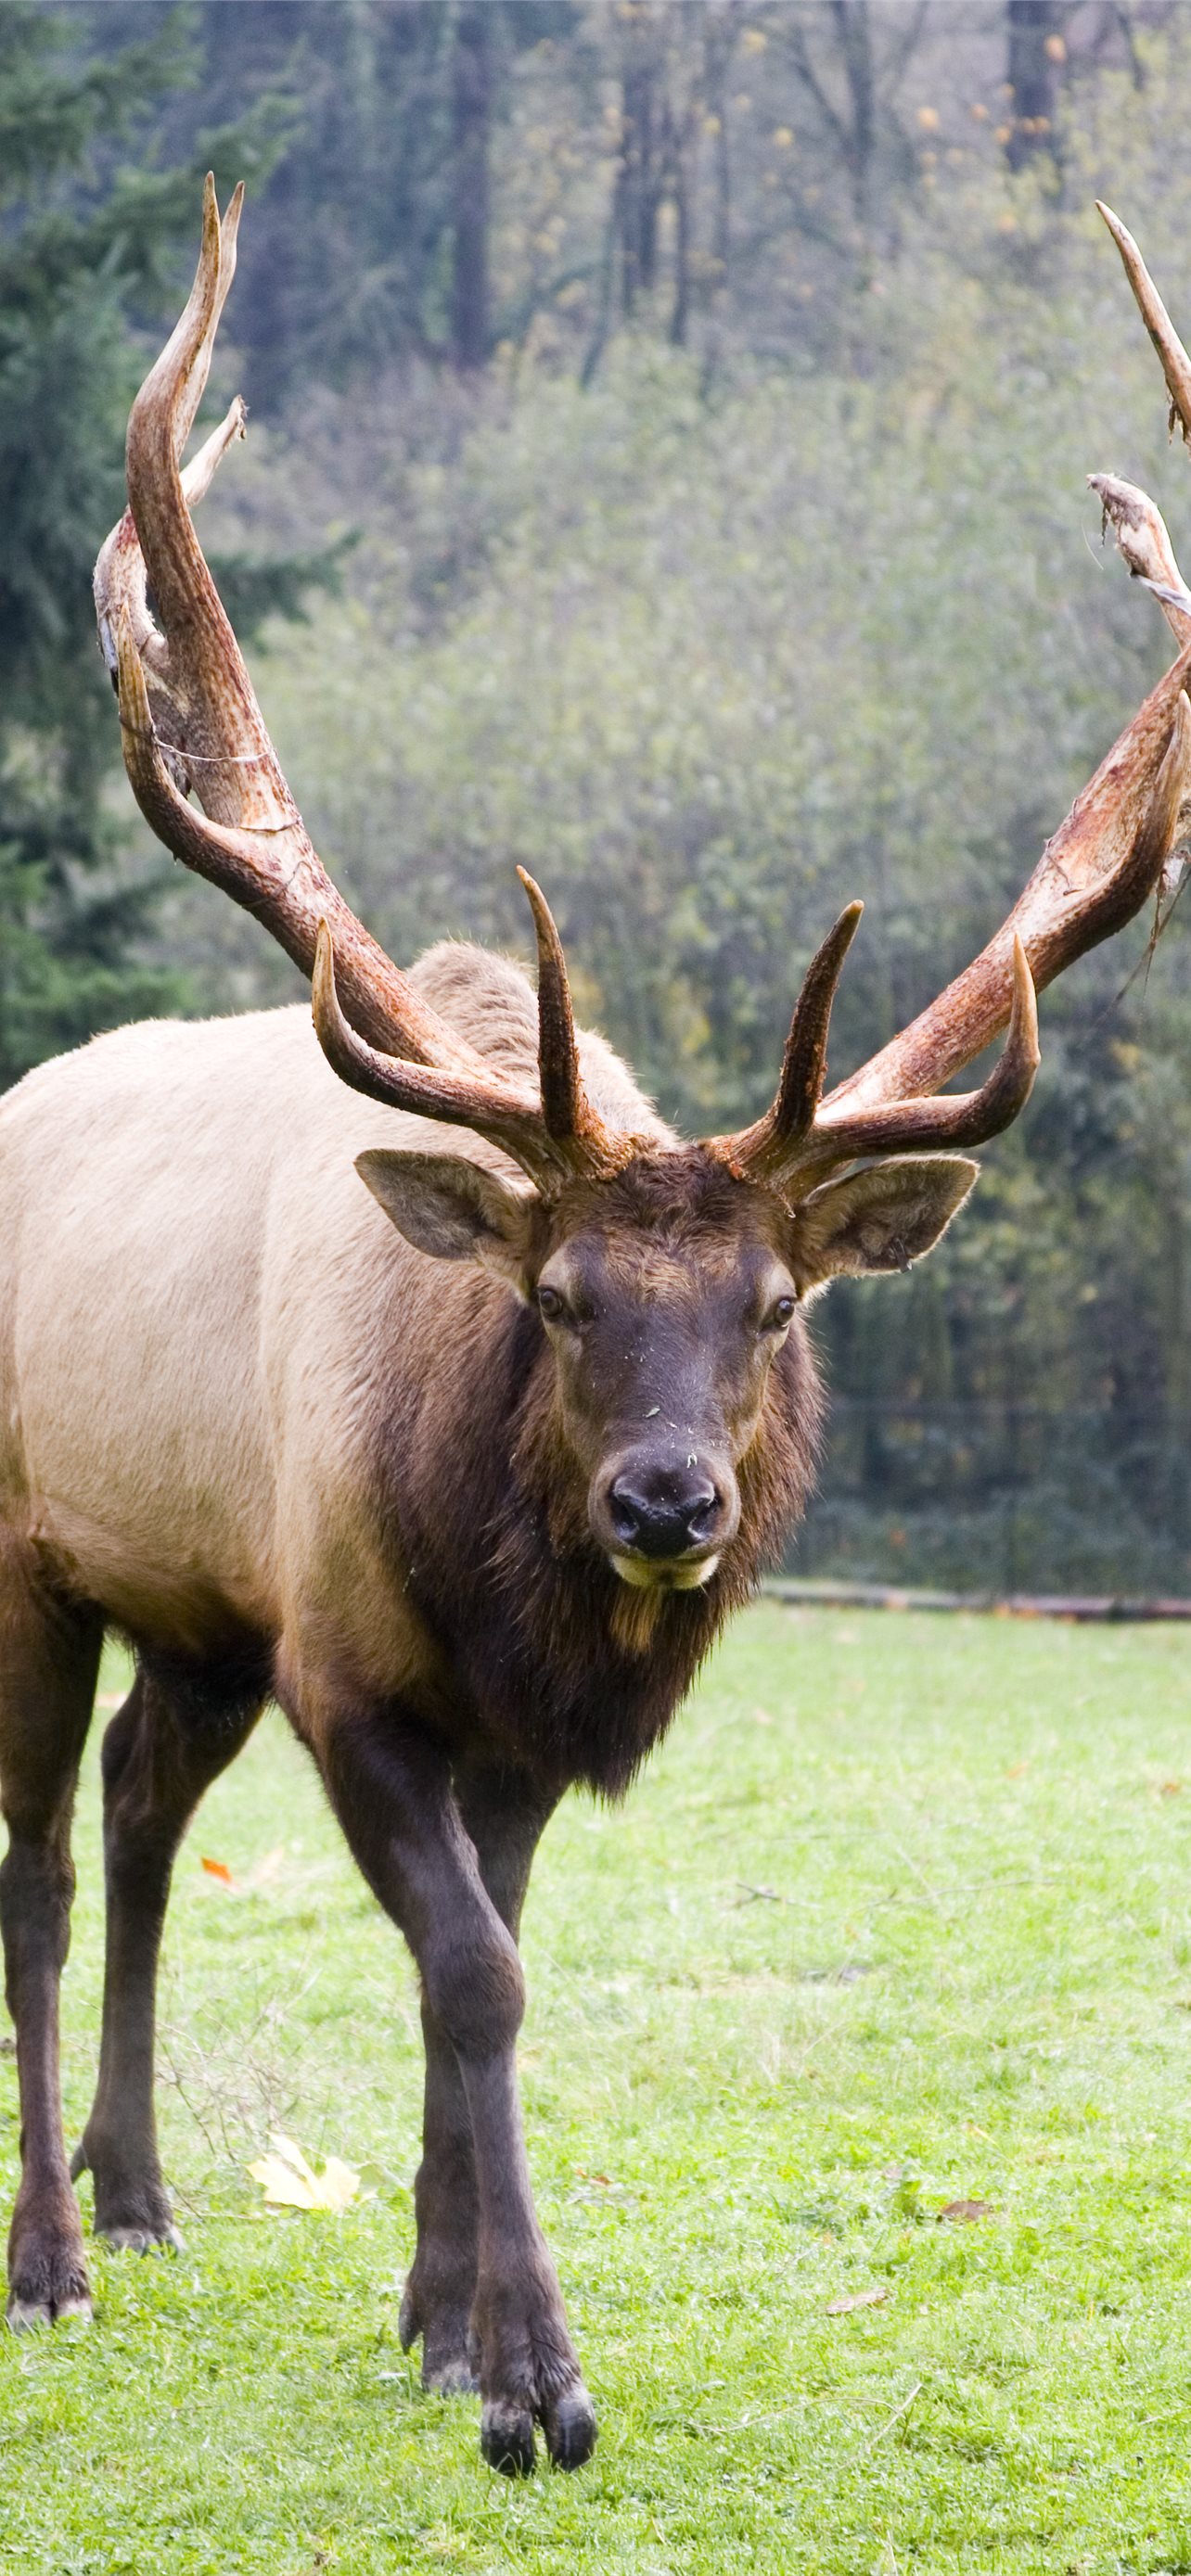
[4,1606,1191,2570]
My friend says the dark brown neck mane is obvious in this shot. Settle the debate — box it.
[394,1282,822,1800]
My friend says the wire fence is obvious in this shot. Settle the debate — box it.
[795,1395,1191,1600]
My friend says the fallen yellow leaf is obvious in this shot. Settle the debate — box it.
[248,2132,365,2213]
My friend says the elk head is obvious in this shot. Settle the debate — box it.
[97,181,1191,1599]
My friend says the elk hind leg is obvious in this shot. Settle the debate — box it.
[0,1547,101,2327]
[71,1651,264,2251]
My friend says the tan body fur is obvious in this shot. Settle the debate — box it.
[0,945,663,1713]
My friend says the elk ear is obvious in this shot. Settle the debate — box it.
[354,1149,539,1294]
[788,1156,979,1300]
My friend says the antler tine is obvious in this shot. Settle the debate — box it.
[768,937,1039,1196]
[515,869,630,1168]
[132,171,244,526]
[517,869,584,1141]
[312,924,570,1184]
[1097,201,1191,451]
[711,902,863,1183]
[1089,475,1191,653]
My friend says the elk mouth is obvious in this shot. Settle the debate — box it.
[608,1549,722,1594]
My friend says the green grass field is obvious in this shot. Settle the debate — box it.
[3,1606,1191,2573]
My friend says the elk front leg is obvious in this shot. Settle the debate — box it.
[399,1996,478,2392]
[314,1710,595,2475]
[399,1763,557,2398]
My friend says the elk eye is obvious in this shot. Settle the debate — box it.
[537,1283,569,1325]
[764,1294,797,1333]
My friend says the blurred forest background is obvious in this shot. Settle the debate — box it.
[6,0,1191,1593]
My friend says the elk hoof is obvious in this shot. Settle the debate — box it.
[480,2399,536,2477]
[543,2384,597,2470]
[6,2243,93,2331]
[97,2221,184,2256]
[7,2289,92,2332]
[72,2137,182,2254]
[6,2177,94,2329]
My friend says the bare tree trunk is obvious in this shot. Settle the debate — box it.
[1004,0,1062,170]
[581,209,617,388]
[451,3,493,371]
[703,4,734,300]
[618,6,664,314]
[668,100,693,349]
[831,0,877,240]
[696,0,740,389]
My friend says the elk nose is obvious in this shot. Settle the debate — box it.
[608,1473,721,1561]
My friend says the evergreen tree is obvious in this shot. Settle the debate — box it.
[89,2,583,407]
[0,3,290,1087]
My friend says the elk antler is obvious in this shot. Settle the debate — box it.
[103,182,1191,1216]
[97,177,640,1192]
[712,214,1191,1200]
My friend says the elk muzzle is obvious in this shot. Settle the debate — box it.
[591,1444,740,1589]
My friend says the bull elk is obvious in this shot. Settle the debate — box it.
[0,183,1187,2474]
